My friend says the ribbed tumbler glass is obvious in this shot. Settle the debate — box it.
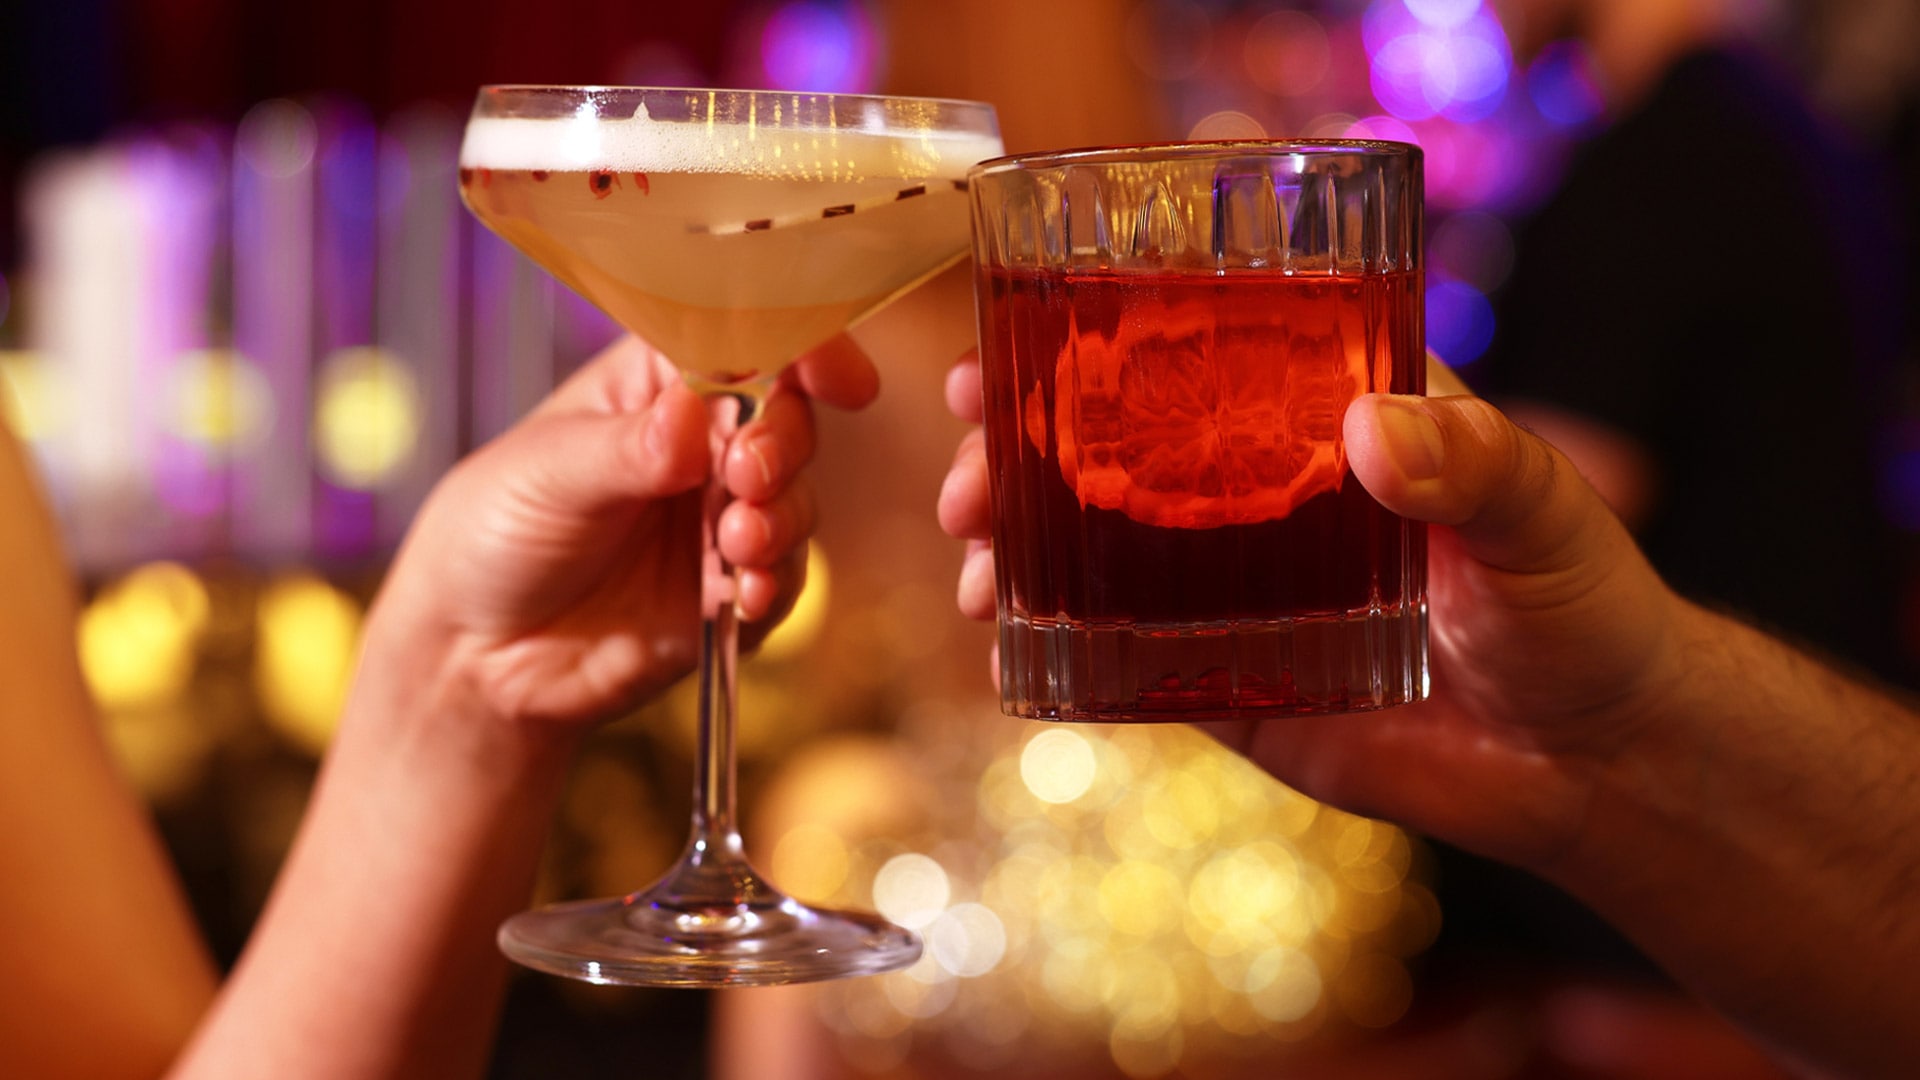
[969,140,1428,720]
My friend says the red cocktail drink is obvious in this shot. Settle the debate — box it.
[971,141,1428,719]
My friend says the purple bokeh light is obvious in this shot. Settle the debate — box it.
[759,1,877,94]
[1364,0,1511,123]
[1405,0,1481,30]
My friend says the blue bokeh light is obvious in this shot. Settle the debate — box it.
[759,1,876,94]
[1426,274,1497,366]
[1529,39,1607,128]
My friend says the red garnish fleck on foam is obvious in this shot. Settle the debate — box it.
[589,170,619,198]
[633,172,650,195]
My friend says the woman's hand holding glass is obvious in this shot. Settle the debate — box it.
[372,333,878,735]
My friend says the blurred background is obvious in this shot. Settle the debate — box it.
[2,1,1916,1077]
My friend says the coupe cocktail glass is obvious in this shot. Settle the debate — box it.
[460,86,1002,986]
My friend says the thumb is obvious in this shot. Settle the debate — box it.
[1345,393,1626,577]
[501,378,710,512]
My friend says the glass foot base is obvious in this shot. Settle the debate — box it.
[499,892,921,987]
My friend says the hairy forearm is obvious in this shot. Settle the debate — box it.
[1544,600,1920,1078]
[168,617,581,1080]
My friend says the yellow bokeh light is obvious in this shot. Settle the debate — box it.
[1097,860,1185,938]
[1109,1020,1183,1079]
[978,754,1043,831]
[1141,768,1221,849]
[981,846,1047,917]
[163,347,274,449]
[929,902,1007,978]
[1041,938,1106,1014]
[1019,728,1097,804]
[1248,949,1323,1023]
[805,713,1432,1073]
[75,564,222,803]
[1104,951,1180,1035]
[78,561,210,710]
[0,350,59,441]
[1187,842,1308,958]
[1035,855,1107,941]
[872,852,950,931]
[754,541,828,662]
[1337,818,1414,894]
[313,346,421,489]
[770,822,850,904]
[254,570,362,756]
[882,956,959,1018]
[1102,792,1162,861]
[1332,817,1379,866]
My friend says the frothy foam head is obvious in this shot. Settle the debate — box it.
[461,102,1002,179]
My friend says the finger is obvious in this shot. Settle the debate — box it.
[739,542,809,626]
[500,378,709,511]
[727,385,816,503]
[957,539,996,621]
[790,333,880,410]
[1344,393,1628,577]
[945,350,984,422]
[719,478,817,570]
[938,428,992,540]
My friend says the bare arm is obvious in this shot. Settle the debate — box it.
[0,419,218,1079]
[1552,604,1920,1076]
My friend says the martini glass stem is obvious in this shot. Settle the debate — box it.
[693,586,743,856]
[681,391,762,899]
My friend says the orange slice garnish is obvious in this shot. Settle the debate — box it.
[1049,289,1369,529]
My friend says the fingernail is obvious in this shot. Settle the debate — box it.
[1377,397,1445,481]
[744,436,777,489]
[959,545,997,614]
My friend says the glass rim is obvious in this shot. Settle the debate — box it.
[472,84,1000,114]
[969,138,1420,178]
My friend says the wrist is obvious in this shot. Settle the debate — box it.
[339,597,586,784]
[1532,598,1743,898]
